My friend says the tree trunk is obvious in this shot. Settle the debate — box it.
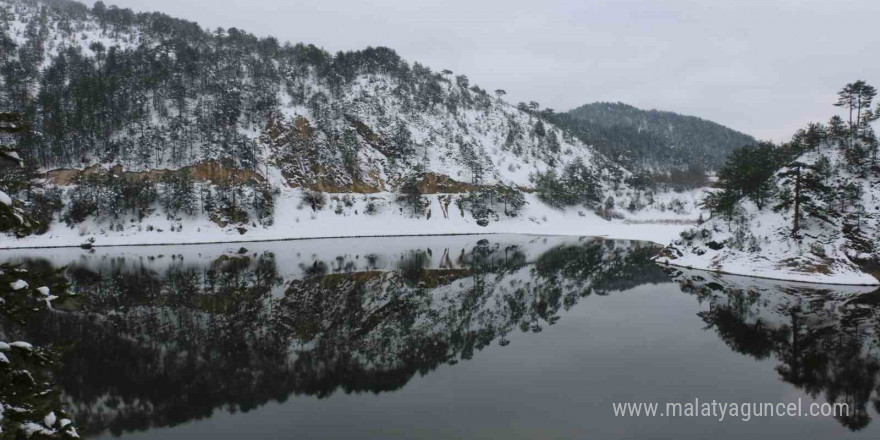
[792,164,801,235]
[849,107,854,150]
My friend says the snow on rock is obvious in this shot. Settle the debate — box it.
[44,412,57,428]
[0,190,10,207]
[36,286,50,296]
[43,295,59,308]
[4,150,21,162]
[0,342,9,351]
[10,341,33,350]
[9,279,28,290]
[0,352,7,364]
[22,422,56,437]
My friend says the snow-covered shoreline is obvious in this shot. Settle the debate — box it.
[653,148,880,287]
[657,259,880,286]
[8,185,876,287]
[0,192,695,250]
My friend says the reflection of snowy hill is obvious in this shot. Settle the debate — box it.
[2,235,664,437]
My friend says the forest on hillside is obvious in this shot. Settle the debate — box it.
[554,102,756,172]
[1,0,474,170]
[0,0,712,241]
[0,0,623,236]
[703,80,878,236]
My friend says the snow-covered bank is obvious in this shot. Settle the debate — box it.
[0,192,698,250]
[666,266,879,297]
[656,223,880,285]
[655,148,880,286]
[657,258,879,286]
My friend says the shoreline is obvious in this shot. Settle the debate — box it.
[0,230,660,251]
[5,226,878,287]
[0,191,694,251]
[0,231,532,250]
[657,260,880,287]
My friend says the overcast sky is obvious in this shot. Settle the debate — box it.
[97,0,879,142]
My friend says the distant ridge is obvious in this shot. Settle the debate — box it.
[554,102,757,172]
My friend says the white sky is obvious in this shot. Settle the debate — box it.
[97,0,880,142]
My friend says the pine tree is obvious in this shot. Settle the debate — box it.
[827,115,848,148]
[835,81,877,150]
[0,112,39,236]
[774,161,834,237]
[854,81,877,134]
[497,184,527,217]
[716,143,779,210]
[202,185,216,214]
[252,181,276,226]
[534,120,546,137]
[160,168,197,217]
[397,165,428,217]
[835,83,856,141]
[701,189,739,230]
[534,170,566,208]
[562,158,603,208]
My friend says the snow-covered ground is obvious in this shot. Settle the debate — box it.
[0,190,701,250]
[656,148,880,286]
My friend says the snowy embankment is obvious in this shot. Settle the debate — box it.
[657,244,879,286]
[656,212,880,286]
[0,191,699,250]
[655,149,880,286]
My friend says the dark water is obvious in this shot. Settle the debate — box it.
[2,234,880,439]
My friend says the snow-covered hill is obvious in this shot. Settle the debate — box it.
[556,101,756,172]
[656,147,880,285]
[0,0,610,187]
[0,0,705,247]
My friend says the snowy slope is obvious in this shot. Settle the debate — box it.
[0,0,617,188]
[0,0,708,249]
[656,148,880,285]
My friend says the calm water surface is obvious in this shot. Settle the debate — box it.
[1,234,879,439]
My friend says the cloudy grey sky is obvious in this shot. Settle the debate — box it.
[98,0,879,142]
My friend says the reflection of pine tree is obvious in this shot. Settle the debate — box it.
[397,165,428,217]
[674,271,880,432]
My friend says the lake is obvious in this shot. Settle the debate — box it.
[1,234,879,439]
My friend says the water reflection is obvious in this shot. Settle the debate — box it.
[665,267,880,431]
[0,261,77,438]
[1,236,665,438]
[8,237,880,438]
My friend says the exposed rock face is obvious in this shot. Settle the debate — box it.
[45,161,265,186]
